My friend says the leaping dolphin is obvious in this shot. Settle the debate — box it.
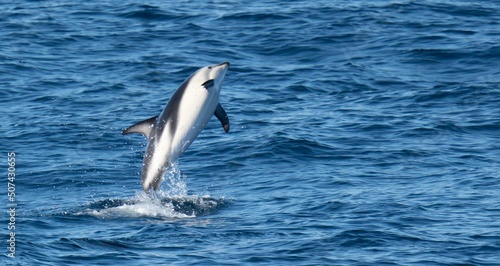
[123,62,230,192]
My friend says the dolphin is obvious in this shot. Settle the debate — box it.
[122,62,230,192]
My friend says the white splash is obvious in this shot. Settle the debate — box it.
[159,162,188,198]
[81,163,219,220]
[84,191,194,219]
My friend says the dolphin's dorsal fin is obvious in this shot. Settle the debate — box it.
[214,102,230,133]
[122,116,158,138]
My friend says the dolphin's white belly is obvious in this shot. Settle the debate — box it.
[169,84,219,158]
[143,85,219,190]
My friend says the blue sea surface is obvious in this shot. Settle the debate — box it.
[2,0,500,265]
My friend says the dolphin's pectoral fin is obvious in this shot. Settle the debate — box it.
[202,79,215,90]
[214,102,230,133]
[122,116,158,138]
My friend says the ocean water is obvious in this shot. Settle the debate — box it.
[2,0,500,265]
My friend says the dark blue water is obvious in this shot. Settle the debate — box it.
[2,0,500,265]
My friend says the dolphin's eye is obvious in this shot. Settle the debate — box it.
[208,66,212,69]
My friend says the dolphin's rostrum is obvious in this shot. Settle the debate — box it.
[123,62,230,192]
